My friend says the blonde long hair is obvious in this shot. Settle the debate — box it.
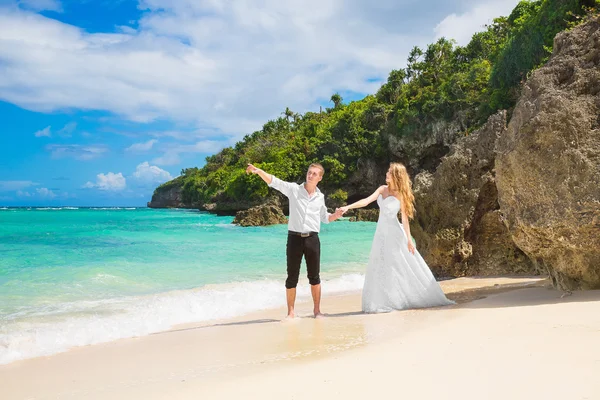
[388,162,415,220]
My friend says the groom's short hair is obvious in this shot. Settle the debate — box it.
[308,163,325,177]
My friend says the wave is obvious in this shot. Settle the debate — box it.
[30,207,78,211]
[89,207,137,210]
[0,274,365,365]
[195,223,235,228]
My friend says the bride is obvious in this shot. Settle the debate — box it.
[339,162,455,313]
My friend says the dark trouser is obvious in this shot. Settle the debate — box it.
[286,232,321,289]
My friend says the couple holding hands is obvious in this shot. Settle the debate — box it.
[245,162,454,319]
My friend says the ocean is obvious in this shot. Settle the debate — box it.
[0,207,375,364]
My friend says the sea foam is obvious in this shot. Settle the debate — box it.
[0,274,364,365]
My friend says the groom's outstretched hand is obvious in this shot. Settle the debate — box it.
[246,163,259,174]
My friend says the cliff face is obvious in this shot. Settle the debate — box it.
[388,117,464,172]
[147,185,184,208]
[344,159,388,202]
[147,178,200,209]
[411,111,536,278]
[496,16,600,290]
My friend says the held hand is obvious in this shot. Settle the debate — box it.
[339,206,349,214]
[332,208,344,219]
[246,163,259,174]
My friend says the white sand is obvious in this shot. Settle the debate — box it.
[2,276,599,400]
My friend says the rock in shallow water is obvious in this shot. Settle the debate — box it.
[233,204,288,227]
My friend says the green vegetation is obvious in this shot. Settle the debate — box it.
[153,0,598,207]
[489,0,599,109]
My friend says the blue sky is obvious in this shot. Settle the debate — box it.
[0,0,519,206]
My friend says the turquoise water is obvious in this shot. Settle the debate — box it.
[0,207,376,364]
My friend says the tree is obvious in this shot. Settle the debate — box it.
[330,93,343,109]
[406,46,424,81]
[283,107,294,122]
[376,69,407,104]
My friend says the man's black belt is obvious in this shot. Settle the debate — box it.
[288,231,318,237]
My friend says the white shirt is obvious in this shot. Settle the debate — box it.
[268,175,331,233]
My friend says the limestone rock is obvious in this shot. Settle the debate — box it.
[147,182,195,208]
[412,111,535,277]
[344,159,387,201]
[233,204,288,227]
[496,16,600,290]
[349,209,380,222]
[387,117,463,172]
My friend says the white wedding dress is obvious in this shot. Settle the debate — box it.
[362,194,455,313]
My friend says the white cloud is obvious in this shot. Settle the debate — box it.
[152,140,225,166]
[152,151,181,166]
[434,0,520,46]
[113,128,232,142]
[36,187,56,198]
[126,139,158,153]
[57,121,76,137]
[84,172,126,191]
[46,144,108,160]
[15,187,70,199]
[0,1,522,143]
[0,2,430,137]
[0,180,38,191]
[132,162,173,184]
[34,125,51,137]
[17,0,63,13]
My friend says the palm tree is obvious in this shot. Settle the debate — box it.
[330,93,343,109]
[283,107,294,122]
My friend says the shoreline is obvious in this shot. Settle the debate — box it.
[5,275,594,400]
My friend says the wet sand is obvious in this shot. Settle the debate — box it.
[2,276,599,400]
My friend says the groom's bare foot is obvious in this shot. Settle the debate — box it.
[281,313,299,323]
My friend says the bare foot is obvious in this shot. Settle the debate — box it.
[314,311,325,319]
[283,312,295,321]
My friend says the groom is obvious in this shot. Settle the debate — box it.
[246,163,343,318]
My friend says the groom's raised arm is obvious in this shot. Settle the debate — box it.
[246,163,295,198]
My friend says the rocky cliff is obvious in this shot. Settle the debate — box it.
[388,117,464,172]
[411,111,536,278]
[495,16,600,290]
[147,178,199,208]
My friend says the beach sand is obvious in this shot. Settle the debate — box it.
[2,276,599,400]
